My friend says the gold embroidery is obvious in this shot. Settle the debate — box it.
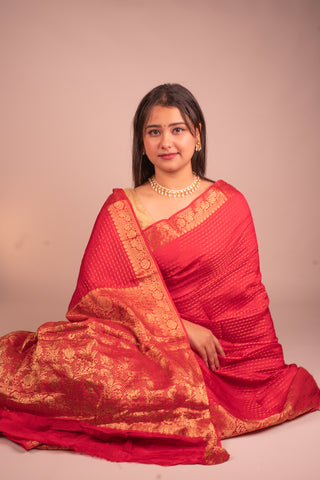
[0,194,228,463]
[144,187,229,250]
[209,367,318,439]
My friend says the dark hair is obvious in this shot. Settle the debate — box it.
[132,83,207,187]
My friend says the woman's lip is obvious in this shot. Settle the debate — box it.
[159,153,178,159]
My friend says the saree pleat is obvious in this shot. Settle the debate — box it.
[0,180,319,464]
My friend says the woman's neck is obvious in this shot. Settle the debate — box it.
[153,169,195,190]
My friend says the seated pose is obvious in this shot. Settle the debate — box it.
[0,83,319,465]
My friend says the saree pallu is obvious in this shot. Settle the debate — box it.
[0,180,319,465]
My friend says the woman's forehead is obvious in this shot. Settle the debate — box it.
[144,105,192,129]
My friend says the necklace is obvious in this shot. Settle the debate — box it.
[148,173,201,198]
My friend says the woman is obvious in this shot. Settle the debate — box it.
[0,84,319,466]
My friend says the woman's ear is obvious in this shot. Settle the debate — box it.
[195,123,201,140]
[195,123,202,140]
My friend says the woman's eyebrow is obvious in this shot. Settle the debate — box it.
[145,122,187,128]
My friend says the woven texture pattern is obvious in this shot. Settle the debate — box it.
[0,188,228,465]
[0,181,318,464]
[143,180,320,436]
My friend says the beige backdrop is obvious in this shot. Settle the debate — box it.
[1,0,319,334]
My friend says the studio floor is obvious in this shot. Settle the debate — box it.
[1,302,319,480]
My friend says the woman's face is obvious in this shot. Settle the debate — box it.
[143,105,199,176]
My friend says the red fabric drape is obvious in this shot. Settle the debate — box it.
[141,180,320,436]
[0,181,319,464]
[0,188,228,465]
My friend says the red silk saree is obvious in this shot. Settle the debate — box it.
[0,180,319,465]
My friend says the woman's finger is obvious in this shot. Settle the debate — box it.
[198,346,209,368]
[207,342,219,370]
[213,337,225,357]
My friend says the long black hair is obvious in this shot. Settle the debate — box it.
[132,83,207,187]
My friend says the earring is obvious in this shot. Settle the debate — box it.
[195,140,201,152]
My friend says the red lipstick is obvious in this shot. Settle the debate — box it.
[159,153,178,160]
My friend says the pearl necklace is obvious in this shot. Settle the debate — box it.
[148,173,201,198]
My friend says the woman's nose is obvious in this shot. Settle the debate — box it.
[160,131,172,149]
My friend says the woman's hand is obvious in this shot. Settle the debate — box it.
[181,318,225,371]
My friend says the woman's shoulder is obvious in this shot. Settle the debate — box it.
[213,179,253,217]
[206,179,244,203]
[103,187,129,204]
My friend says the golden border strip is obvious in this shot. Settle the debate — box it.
[144,186,229,250]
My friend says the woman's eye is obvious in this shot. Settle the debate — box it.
[173,127,185,134]
[147,129,160,136]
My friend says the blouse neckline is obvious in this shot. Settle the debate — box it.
[123,180,223,231]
